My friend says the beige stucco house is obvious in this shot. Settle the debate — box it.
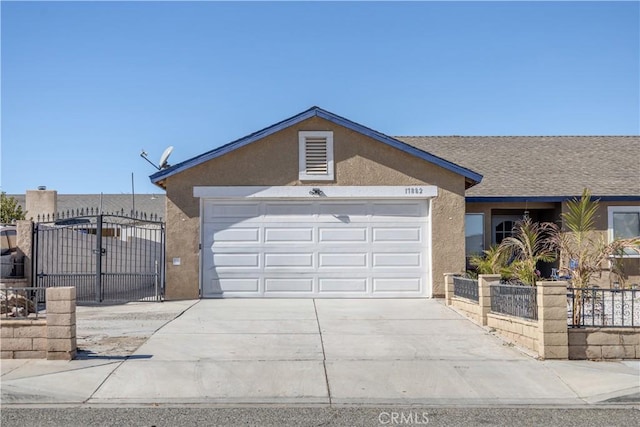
[150,107,640,299]
[150,107,482,299]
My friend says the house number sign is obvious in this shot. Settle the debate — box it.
[404,187,424,195]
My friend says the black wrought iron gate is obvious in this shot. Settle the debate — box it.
[33,214,165,304]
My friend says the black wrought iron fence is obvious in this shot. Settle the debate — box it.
[490,283,538,320]
[453,276,479,302]
[1,287,47,319]
[568,287,640,328]
[33,214,165,304]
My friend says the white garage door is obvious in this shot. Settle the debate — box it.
[201,199,430,298]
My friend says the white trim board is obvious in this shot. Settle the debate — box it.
[193,186,438,199]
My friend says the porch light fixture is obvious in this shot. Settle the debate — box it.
[309,188,324,196]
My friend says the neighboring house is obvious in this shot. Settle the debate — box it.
[11,191,166,244]
[10,192,165,223]
[149,107,640,300]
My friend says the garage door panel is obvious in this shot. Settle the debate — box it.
[205,202,261,220]
[372,202,423,218]
[212,253,260,267]
[213,278,259,293]
[264,202,314,217]
[265,253,313,267]
[318,202,369,217]
[374,278,422,292]
[319,227,367,242]
[319,278,367,292]
[212,228,260,243]
[373,227,421,242]
[264,228,313,243]
[265,278,313,292]
[319,253,367,267]
[373,253,422,267]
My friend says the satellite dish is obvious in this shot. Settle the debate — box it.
[158,146,174,169]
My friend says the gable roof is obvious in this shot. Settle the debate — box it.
[397,136,640,200]
[150,106,483,188]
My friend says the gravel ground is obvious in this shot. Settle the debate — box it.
[75,300,197,358]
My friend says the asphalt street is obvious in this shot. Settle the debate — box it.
[2,406,639,427]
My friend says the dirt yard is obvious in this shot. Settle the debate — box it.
[75,300,197,358]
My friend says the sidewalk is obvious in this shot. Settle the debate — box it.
[1,299,639,406]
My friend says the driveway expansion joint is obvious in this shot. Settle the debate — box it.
[313,298,332,405]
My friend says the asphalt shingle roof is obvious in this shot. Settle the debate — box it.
[396,136,640,198]
[9,137,638,204]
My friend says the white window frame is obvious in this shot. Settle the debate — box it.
[607,206,640,258]
[298,131,334,181]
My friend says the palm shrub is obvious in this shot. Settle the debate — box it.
[551,189,640,324]
[497,218,558,286]
[468,245,513,279]
[553,188,640,289]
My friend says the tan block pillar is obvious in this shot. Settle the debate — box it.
[16,221,33,286]
[45,287,77,360]
[537,281,569,360]
[443,273,461,306]
[478,274,501,326]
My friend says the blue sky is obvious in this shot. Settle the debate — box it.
[2,1,638,195]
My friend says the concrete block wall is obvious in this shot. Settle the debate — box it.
[0,319,47,359]
[536,282,569,359]
[0,286,77,360]
[450,296,482,325]
[478,275,500,326]
[443,273,459,306]
[569,328,640,359]
[45,286,77,360]
[445,274,500,326]
[487,312,539,353]
[445,276,639,360]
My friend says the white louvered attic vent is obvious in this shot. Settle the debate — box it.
[305,137,328,174]
[299,131,334,181]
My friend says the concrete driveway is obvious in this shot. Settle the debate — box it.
[2,299,639,406]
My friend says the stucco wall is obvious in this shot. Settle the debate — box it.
[164,116,467,299]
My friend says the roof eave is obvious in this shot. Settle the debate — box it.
[466,195,640,203]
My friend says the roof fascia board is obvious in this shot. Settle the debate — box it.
[466,195,640,203]
[150,107,483,185]
[314,110,482,183]
[151,108,318,183]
